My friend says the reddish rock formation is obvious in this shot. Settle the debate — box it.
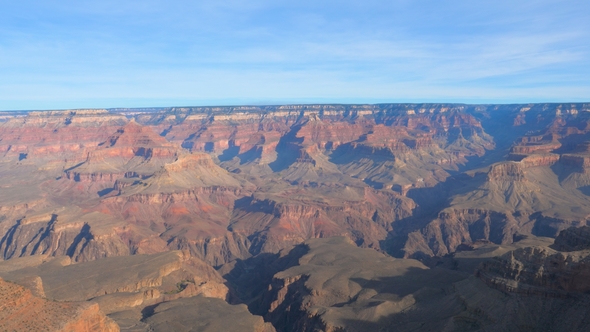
[65,120,180,184]
[511,142,561,154]
[0,109,127,166]
[231,187,416,255]
[487,162,526,181]
[521,153,560,167]
[4,103,590,331]
[0,277,119,331]
[0,251,230,319]
[1,103,588,271]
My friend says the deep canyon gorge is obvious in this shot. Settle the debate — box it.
[2,103,590,331]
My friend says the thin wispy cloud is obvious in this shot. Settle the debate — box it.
[1,0,589,110]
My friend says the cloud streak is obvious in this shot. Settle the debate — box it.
[1,0,589,110]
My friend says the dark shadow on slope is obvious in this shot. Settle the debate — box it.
[19,227,46,257]
[579,185,590,196]
[64,161,86,173]
[531,212,568,238]
[180,126,209,150]
[268,124,304,172]
[141,303,161,320]
[553,132,590,155]
[405,172,489,223]
[29,214,58,256]
[551,161,584,183]
[362,178,384,189]
[238,147,263,165]
[204,142,214,152]
[66,223,94,258]
[267,266,468,332]
[159,125,173,137]
[381,172,489,258]
[350,267,465,298]
[231,196,275,216]
[329,142,394,165]
[0,219,22,259]
[220,243,309,317]
[97,188,115,197]
[457,106,543,172]
[181,139,196,150]
[264,274,311,332]
[218,146,240,162]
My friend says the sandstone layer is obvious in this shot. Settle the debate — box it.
[0,277,119,332]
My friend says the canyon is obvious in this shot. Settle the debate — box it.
[2,103,590,330]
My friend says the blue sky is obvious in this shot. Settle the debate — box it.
[1,0,589,110]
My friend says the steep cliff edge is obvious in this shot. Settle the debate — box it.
[258,237,466,332]
[553,225,590,251]
[400,149,590,258]
[477,226,590,297]
[221,230,590,331]
[65,120,180,184]
[0,109,127,167]
[0,251,229,320]
[3,104,590,267]
[3,104,590,330]
[231,186,416,256]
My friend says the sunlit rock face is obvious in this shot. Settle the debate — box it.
[0,277,120,332]
[4,103,590,265]
[3,103,590,331]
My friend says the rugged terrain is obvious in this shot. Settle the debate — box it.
[0,277,119,331]
[220,232,590,331]
[1,103,590,330]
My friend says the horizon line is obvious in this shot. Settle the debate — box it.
[2,101,590,113]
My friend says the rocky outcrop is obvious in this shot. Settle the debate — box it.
[1,105,496,267]
[2,104,589,267]
[232,187,416,255]
[0,251,229,318]
[487,162,525,181]
[136,106,495,190]
[511,141,561,154]
[553,226,590,251]
[258,237,466,332]
[0,109,127,166]
[476,246,590,297]
[401,209,519,257]
[64,121,180,184]
[474,227,590,297]
[561,154,590,168]
[0,277,119,332]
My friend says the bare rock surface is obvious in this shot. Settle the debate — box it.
[477,227,590,296]
[225,234,590,331]
[3,104,590,330]
[141,296,275,332]
[2,104,589,264]
[0,277,119,332]
[0,251,229,317]
[552,225,590,251]
[258,237,467,331]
